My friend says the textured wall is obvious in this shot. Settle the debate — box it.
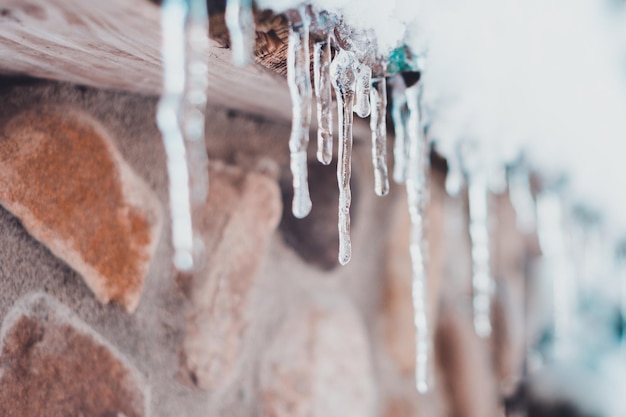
[0,79,518,417]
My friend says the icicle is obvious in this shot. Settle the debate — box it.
[225,0,255,66]
[286,9,313,219]
[467,168,494,338]
[354,61,372,118]
[445,150,464,196]
[389,75,409,184]
[157,0,209,272]
[184,0,210,266]
[508,158,536,233]
[489,164,508,194]
[536,190,575,357]
[618,241,626,350]
[370,74,389,196]
[330,49,357,266]
[405,82,431,393]
[313,36,333,165]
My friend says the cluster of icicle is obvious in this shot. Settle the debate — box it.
[242,5,433,392]
[155,0,538,394]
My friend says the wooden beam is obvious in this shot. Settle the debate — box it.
[0,0,374,142]
[0,0,299,123]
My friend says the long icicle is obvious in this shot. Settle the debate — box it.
[225,0,255,66]
[508,157,536,234]
[405,82,431,393]
[536,190,573,356]
[331,49,357,266]
[370,74,389,196]
[183,0,211,269]
[389,75,408,184]
[467,166,494,338]
[157,0,209,272]
[618,241,626,352]
[313,36,333,165]
[287,9,313,219]
[445,150,464,197]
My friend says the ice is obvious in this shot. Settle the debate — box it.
[405,82,431,393]
[508,157,536,234]
[330,49,357,266]
[225,0,255,66]
[353,61,372,118]
[467,169,494,338]
[157,0,210,272]
[287,8,313,219]
[184,0,211,268]
[313,36,334,165]
[370,74,389,197]
[445,150,464,196]
[389,75,409,184]
[536,190,576,356]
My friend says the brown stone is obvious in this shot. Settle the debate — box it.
[382,398,415,417]
[0,108,163,312]
[0,293,147,417]
[181,161,282,389]
[260,296,376,417]
[435,301,499,417]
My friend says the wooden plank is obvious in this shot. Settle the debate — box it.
[0,0,291,122]
[0,0,371,140]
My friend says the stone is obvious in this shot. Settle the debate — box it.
[260,296,376,417]
[181,161,282,390]
[0,108,163,312]
[435,301,499,417]
[382,398,415,417]
[0,293,147,417]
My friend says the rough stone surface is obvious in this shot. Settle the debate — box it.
[260,295,376,417]
[0,79,515,417]
[435,300,499,417]
[0,107,162,312]
[0,293,147,417]
[182,161,282,390]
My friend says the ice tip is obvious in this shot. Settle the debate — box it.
[338,242,352,265]
[474,318,493,339]
[338,252,351,266]
[292,196,312,219]
[375,183,390,197]
[317,151,332,166]
[416,380,429,394]
[174,249,194,272]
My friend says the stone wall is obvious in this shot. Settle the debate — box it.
[0,79,525,417]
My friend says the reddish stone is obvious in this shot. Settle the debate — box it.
[0,294,146,417]
[435,302,499,417]
[181,162,282,389]
[260,296,376,417]
[0,108,162,312]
